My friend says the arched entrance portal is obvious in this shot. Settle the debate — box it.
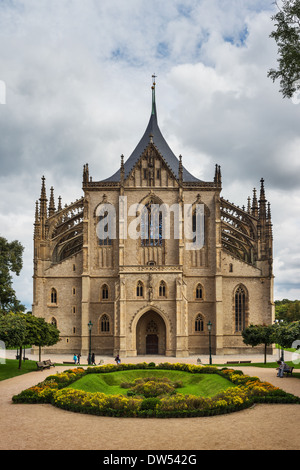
[136,310,166,355]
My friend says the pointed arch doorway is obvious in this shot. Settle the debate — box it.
[136,310,166,355]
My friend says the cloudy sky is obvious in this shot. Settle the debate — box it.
[0,0,299,310]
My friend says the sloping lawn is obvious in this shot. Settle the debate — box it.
[0,359,38,381]
[67,369,237,397]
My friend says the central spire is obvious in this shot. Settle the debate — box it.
[151,73,157,117]
[103,76,201,183]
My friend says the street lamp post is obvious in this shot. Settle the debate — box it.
[274,319,284,361]
[207,321,212,365]
[88,320,93,365]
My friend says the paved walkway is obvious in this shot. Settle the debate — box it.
[1,351,299,450]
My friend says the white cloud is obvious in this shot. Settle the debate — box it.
[0,0,299,307]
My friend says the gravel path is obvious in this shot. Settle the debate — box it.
[1,354,299,451]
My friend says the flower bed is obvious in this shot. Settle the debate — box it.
[12,363,300,417]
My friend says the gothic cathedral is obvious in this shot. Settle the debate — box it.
[32,79,274,357]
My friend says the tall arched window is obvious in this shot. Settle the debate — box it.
[195,283,203,300]
[195,314,204,332]
[141,200,162,247]
[102,284,109,300]
[159,281,166,297]
[50,317,57,327]
[100,314,110,333]
[51,288,57,304]
[136,281,144,297]
[235,286,246,332]
[97,208,114,246]
[192,207,205,246]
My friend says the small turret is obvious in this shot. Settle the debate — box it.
[214,164,221,185]
[34,200,40,238]
[247,196,251,214]
[267,202,273,239]
[48,186,56,217]
[179,155,183,184]
[120,154,125,186]
[83,163,89,184]
[38,176,48,240]
[252,188,258,218]
[39,176,47,219]
[259,178,267,221]
[58,195,62,211]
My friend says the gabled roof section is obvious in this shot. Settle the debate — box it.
[103,78,202,183]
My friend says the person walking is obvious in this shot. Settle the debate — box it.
[73,354,77,364]
[77,353,81,365]
[91,352,96,365]
[114,354,121,365]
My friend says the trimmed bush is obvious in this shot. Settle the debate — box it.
[140,397,160,410]
[123,376,178,398]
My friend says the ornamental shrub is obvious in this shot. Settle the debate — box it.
[140,397,160,410]
[124,376,178,398]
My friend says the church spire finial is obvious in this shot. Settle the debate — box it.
[259,177,267,220]
[39,175,47,219]
[252,188,258,218]
[34,200,40,238]
[151,74,157,117]
[48,186,56,217]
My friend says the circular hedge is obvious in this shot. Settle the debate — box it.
[12,362,300,418]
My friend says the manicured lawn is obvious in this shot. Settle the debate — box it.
[217,361,300,370]
[0,359,38,381]
[1,359,299,382]
[67,369,237,397]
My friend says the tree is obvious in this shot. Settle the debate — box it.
[0,313,60,369]
[0,237,25,314]
[242,324,274,363]
[275,299,300,322]
[0,313,27,369]
[268,0,300,99]
[31,316,60,361]
[273,320,300,350]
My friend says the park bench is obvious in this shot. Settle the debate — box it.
[226,361,239,364]
[36,360,55,371]
[44,359,55,367]
[283,366,294,376]
[36,361,50,370]
[239,360,251,363]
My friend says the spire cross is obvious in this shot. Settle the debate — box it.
[152,73,157,86]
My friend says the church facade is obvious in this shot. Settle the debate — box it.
[32,80,274,357]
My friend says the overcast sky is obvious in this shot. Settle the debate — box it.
[0,0,299,310]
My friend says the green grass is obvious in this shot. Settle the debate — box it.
[1,359,299,382]
[0,359,38,381]
[216,361,300,369]
[67,369,237,397]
